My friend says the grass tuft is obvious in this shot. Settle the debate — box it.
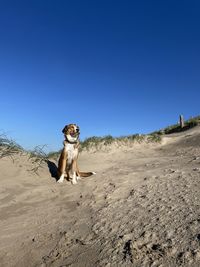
[0,133,23,161]
[28,145,49,175]
[147,133,162,143]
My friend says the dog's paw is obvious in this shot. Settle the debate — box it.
[71,180,77,185]
[57,174,64,183]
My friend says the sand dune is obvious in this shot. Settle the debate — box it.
[0,127,200,267]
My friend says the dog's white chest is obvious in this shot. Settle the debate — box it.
[64,143,78,165]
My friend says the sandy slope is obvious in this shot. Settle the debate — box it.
[0,127,200,267]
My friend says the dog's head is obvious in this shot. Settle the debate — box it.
[62,124,80,143]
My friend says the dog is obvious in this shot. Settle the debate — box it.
[57,124,96,184]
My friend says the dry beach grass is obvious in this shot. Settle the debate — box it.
[0,124,200,266]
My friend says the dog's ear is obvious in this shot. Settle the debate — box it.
[62,125,68,134]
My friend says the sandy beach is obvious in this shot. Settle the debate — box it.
[0,126,200,267]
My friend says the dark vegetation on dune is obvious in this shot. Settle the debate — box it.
[152,115,200,135]
[80,115,200,151]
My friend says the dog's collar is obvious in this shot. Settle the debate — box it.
[65,139,79,144]
[65,136,79,145]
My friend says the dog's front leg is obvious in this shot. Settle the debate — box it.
[57,149,67,183]
[71,160,77,185]
[75,161,81,180]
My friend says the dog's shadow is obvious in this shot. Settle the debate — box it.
[47,160,58,181]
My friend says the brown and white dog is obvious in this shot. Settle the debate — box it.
[57,124,96,184]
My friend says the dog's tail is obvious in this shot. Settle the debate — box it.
[78,171,96,178]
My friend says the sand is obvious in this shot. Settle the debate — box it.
[0,126,200,267]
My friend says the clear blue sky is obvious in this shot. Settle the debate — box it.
[0,0,200,152]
